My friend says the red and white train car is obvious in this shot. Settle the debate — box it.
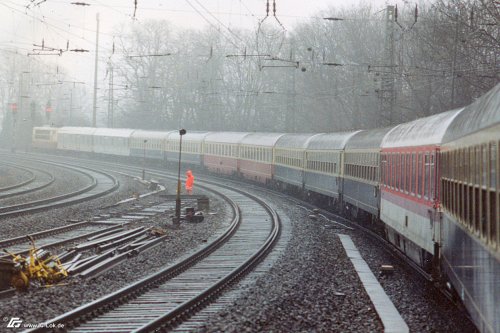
[380,109,463,268]
[238,133,285,184]
[203,132,250,175]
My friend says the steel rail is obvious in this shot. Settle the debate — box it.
[0,163,36,192]
[25,187,240,333]
[27,175,280,333]
[0,162,55,199]
[0,159,119,218]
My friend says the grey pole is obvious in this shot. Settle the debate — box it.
[92,13,100,127]
[174,129,187,225]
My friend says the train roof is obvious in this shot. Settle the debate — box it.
[33,126,58,132]
[58,127,97,135]
[443,83,500,143]
[381,109,463,148]
[204,132,251,144]
[166,131,210,142]
[275,133,320,149]
[93,128,136,137]
[239,132,286,147]
[130,130,174,139]
[345,127,394,150]
[307,131,361,150]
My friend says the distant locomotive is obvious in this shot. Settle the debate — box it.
[32,83,500,333]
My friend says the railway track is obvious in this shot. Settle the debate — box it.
[0,163,55,200]
[27,177,280,332]
[0,158,119,218]
[0,163,37,193]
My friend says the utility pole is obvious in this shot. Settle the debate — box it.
[450,15,459,108]
[379,5,396,127]
[92,13,100,127]
[107,62,114,128]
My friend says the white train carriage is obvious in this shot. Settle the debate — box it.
[343,127,393,218]
[57,127,97,152]
[304,131,360,205]
[203,132,251,176]
[238,133,285,184]
[93,128,135,156]
[273,133,320,192]
[440,84,500,333]
[130,130,174,161]
[32,126,59,149]
[380,109,463,267]
[165,131,210,166]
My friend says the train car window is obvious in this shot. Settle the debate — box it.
[491,142,497,189]
[430,154,435,200]
[401,154,406,192]
[388,153,392,188]
[395,153,400,190]
[482,144,488,188]
[391,153,395,188]
[406,153,411,193]
[417,153,423,197]
[424,153,430,200]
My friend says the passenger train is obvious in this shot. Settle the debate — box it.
[31,84,499,333]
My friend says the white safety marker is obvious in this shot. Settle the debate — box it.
[338,234,409,333]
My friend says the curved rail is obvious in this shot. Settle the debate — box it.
[27,179,280,333]
[0,163,55,199]
[0,164,36,192]
[0,160,119,218]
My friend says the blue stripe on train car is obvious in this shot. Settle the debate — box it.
[274,165,303,188]
[343,178,379,216]
[130,148,164,160]
[304,171,340,198]
[165,152,202,166]
[441,213,500,333]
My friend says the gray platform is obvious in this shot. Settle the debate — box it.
[338,233,409,333]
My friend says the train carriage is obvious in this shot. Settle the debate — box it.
[203,132,250,175]
[343,127,393,218]
[304,131,360,206]
[273,134,319,192]
[32,126,59,150]
[380,109,463,267]
[238,133,285,184]
[130,130,173,160]
[57,127,96,152]
[165,131,210,166]
[440,84,500,333]
[93,128,135,156]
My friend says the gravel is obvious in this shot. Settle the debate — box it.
[196,185,478,333]
[0,167,478,333]
[0,163,90,207]
[0,175,230,333]
[0,166,32,188]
